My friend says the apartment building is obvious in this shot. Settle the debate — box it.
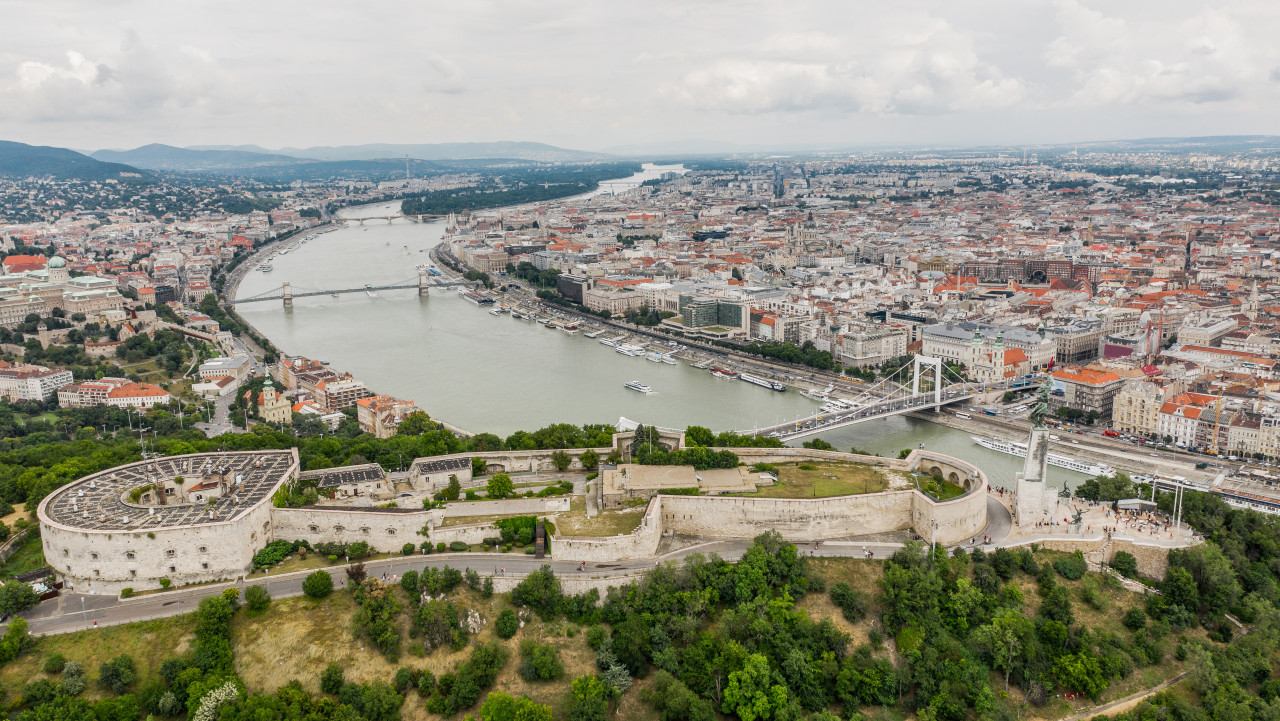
[840,326,908,368]
[1048,366,1125,420]
[0,364,74,401]
[356,395,421,438]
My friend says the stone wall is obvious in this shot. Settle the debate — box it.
[999,535,1179,579]
[661,492,917,541]
[441,497,570,518]
[550,497,663,562]
[410,449,608,483]
[269,507,438,551]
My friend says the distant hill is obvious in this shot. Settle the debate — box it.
[91,143,309,171]
[0,140,153,182]
[190,141,610,162]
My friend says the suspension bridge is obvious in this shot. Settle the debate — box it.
[737,357,1014,440]
[230,273,477,307]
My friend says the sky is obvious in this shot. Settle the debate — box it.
[2,0,1279,154]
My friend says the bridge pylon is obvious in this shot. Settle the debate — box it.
[282,282,293,308]
[418,272,429,297]
[912,356,943,411]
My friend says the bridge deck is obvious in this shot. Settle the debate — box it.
[742,388,980,440]
[233,279,474,303]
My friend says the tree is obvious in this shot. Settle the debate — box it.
[579,449,599,470]
[570,675,610,721]
[973,609,1035,691]
[487,472,515,500]
[551,450,572,471]
[1111,551,1138,578]
[1053,652,1109,699]
[244,585,271,611]
[397,411,433,437]
[496,608,519,639]
[0,580,38,617]
[518,639,565,682]
[320,664,344,694]
[723,653,789,721]
[480,691,553,721]
[303,570,333,599]
[97,654,137,693]
[444,475,462,501]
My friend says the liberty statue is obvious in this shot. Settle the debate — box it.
[1028,381,1051,429]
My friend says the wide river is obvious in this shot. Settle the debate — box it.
[234,165,1089,492]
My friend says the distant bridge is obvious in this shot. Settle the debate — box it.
[737,358,1023,440]
[231,274,477,307]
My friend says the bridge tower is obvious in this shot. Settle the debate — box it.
[418,271,429,297]
[911,356,943,411]
[282,282,293,308]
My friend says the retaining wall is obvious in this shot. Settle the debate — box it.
[441,497,570,517]
[550,497,663,562]
[269,507,438,551]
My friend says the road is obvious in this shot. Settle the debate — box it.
[21,498,1013,637]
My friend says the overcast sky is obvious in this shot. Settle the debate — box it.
[3,0,1279,153]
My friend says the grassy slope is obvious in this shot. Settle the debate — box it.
[0,550,1204,721]
[733,462,888,499]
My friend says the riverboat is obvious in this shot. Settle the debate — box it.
[739,372,787,392]
[259,264,273,273]
[561,325,579,334]
[460,291,494,306]
[624,381,652,394]
[616,344,646,356]
[709,366,738,378]
[364,284,377,298]
[971,436,1114,477]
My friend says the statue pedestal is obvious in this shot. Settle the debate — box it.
[1015,426,1053,528]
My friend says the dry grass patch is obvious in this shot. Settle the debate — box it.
[556,495,646,537]
[0,614,195,699]
[736,463,887,499]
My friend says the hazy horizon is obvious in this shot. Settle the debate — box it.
[4,0,1279,153]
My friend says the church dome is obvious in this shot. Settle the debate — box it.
[48,256,66,268]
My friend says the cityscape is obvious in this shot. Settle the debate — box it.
[0,3,1277,721]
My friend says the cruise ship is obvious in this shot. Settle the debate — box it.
[624,381,652,394]
[971,436,1115,477]
[258,263,273,273]
[616,344,646,356]
[739,372,787,392]
[801,383,834,402]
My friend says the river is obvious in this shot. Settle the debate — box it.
[233,164,1090,493]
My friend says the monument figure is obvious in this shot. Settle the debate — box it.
[1015,379,1054,527]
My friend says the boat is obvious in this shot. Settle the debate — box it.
[489,308,505,316]
[660,355,677,365]
[616,344,645,356]
[330,293,339,298]
[546,323,559,330]
[624,381,652,394]
[801,383,835,402]
[646,352,666,363]
[259,264,273,273]
[560,325,579,334]
[460,291,495,306]
[971,436,1115,477]
[511,311,525,320]
[739,372,787,392]
[583,329,605,338]
[710,366,738,378]
[600,336,624,347]
[364,284,377,298]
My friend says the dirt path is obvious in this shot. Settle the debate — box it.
[1052,672,1188,721]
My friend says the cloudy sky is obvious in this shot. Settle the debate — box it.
[3,0,1278,153]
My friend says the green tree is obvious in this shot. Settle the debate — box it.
[1053,652,1109,699]
[569,675,610,721]
[244,585,271,611]
[579,449,599,470]
[0,580,38,617]
[973,609,1035,691]
[487,472,515,500]
[96,654,137,693]
[480,691,554,721]
[397,411,433,436]
[303,570,333,599]
[320,664,344,694]
[496,608,519,639]
[723,653,789,721]
[550,450,572,472]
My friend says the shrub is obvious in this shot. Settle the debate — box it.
[437,642,509,715]
[518,639,565,682]
[586,625,607,650]
[482,577,494,599]
[346,562,368,585]
[42,653,66,674]
[401,570,420,596]
[417,670,436,696]
[437,542,447,553]
[450,541,469,552]
[1123,607,1147,631]
[465,568,481,591]
[348,541,371,559]
[244,585,271,611]
[510,564,562,620]
[320,663,344,694]
[394,667,413,692]
[1055,551,1088,581]
[120,588,133,598]
[97,654,137,693]
[496,609,519,639]
[60,662,85,696]
[159,578,171,589]
[415,599,468,651]
[829,582,867,622]
[1111,551,1138,578]
[303,570,333,599]
[402,543,415,556]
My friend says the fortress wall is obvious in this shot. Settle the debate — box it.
[906,450,990,544]
[42,498,277,595]
[549,496,663,562]
[269,507,439,551]
[441,497,570,517]
[659,491,917,541]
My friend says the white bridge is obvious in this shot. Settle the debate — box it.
[739,356,1019,440]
